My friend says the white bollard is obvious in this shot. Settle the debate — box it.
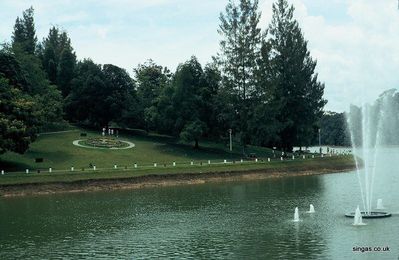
[1,170,4,175]
[292,156,295,160]
[303,155,305,159]
[71,166,74,171]
[240,159,243,163]
[312,155,315,158]
[208,160,211,165]
[93,165,96,171]
[26,169,29,174]
[134,163,137,168]
[268,158,270,162]
[280,157,283,161]
[49,168,52,173]
[154,163,157,167]
[255,158,258,162]
[191,161,194,165]
[173,161,176,166]
[321,154,324,158]
[114,164,117,169]
[329,153,332,157]
[224,159,227,164]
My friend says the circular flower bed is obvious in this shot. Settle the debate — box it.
[80,137,129,148]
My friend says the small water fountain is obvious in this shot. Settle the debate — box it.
[307,204,315,213]
[376,199,384,210]
[353,206,366,226]
[293,207,300,222]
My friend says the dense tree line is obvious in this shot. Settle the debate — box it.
[316,112,350,147]
[0,0,328,155]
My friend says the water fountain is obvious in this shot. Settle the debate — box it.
[345,89,397,219]
[353,206,366,226]
[376,199,384,210]
[307,204,315,213]
[293,207,300,222]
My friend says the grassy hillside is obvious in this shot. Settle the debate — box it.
[0,128,280,172]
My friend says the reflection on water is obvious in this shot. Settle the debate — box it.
[0,167,398,259]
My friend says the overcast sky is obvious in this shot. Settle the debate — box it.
[1,0,399,112]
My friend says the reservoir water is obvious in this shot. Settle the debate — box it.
[1,158,399,259]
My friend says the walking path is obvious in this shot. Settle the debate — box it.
[38,130,79,136]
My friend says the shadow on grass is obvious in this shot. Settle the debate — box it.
[120,130,276,161]
[27,150,74,163]
[152,142,242,161]
[0,159,31,172]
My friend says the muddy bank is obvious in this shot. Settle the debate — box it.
[0,162,355,197]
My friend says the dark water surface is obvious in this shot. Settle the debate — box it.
[1,169,398,259]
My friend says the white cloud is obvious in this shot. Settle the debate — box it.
[258,0,399,112]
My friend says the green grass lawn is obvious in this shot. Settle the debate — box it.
[0,127,281,172]
[0,156,355,186]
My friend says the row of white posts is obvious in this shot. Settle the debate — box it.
[1,153,335,175]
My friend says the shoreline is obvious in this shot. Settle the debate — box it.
[0,159,355,197]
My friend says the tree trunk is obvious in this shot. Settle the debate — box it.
[195,139,199,149]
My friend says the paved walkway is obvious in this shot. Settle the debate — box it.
[38,130,79,136]
[72,140,135,150]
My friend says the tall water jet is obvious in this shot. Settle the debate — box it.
[307,204,315,213]
[376,199,384,210]
[346,89,397,218]
[353,206,366,226]
[293,207,300,222]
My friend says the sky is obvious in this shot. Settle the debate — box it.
[1,0,399,112]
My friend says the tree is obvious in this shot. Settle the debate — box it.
[12,7,37,55]
[218,0,263,150]
[65,60,137,128]
[8,8,64,131]
[102,64,138,128]
[172,57,205,139]
[316,112,350,146]
[0,77,38,154]
[180,120,207,149]
[199,63,222,137]
[65,60,105,126]
[40,26,76,97]
[57,46,76,97]
[267,0,326,151]
[134,60,170,131]
[0,50,40,154]
[249,36,283,147]
[148,57,209,148]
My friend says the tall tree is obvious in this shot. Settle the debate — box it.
[65,59,105,126]
[199,63,222,137]
[218,0,263,152]
[12,7,37,55]
[9,8,64,131]
[40,26,76,97]
[267,0,326,151]
[248,36,282,147]
[102,64,138,128]
[134,60,170,131]
[173,57,206,148]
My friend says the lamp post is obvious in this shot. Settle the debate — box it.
[318,128,322,154]
[229,129,232,152]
